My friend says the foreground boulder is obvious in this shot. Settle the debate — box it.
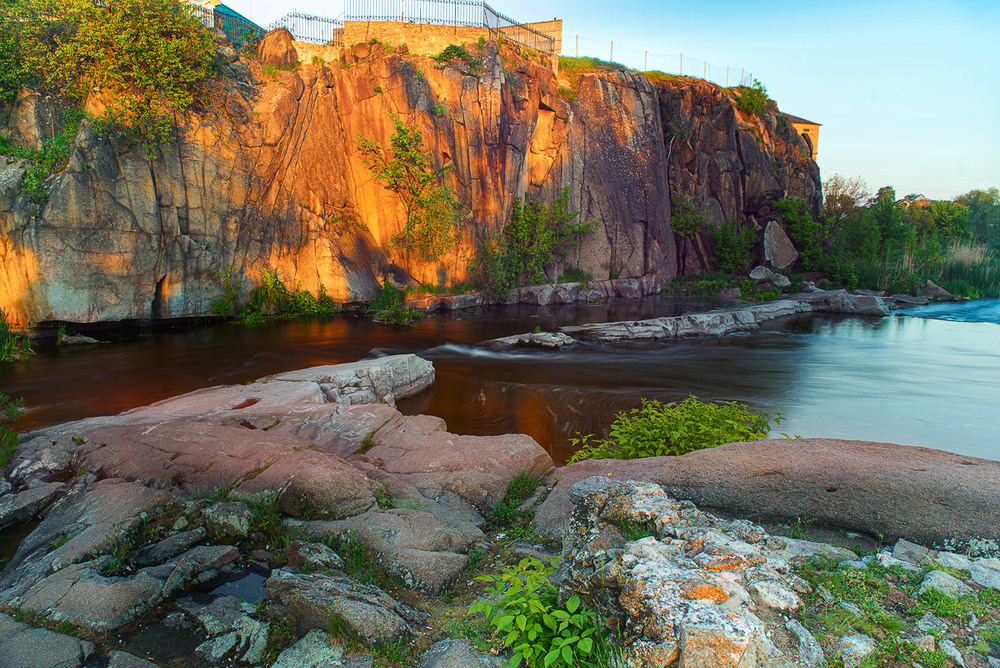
[535,438,1000,551]
[265,570,428,646]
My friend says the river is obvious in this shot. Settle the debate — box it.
[1,297,998,465]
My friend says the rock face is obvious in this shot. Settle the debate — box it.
[0,31,819,327]
[659,78,820,275]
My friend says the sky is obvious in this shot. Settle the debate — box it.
[233,0,1000,201]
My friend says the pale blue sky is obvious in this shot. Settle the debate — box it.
[238,0,1000,200]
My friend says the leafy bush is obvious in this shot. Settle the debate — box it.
[469,557,598,668]
[773,197,828,270]
[670,190,708,241]
[557,266,592,284]
[0,393,25,470]
[568,395,781,463]
[14,0,218,150]
[366,283,422,325]
[709,218,756,274]
[472,188,597,299]
[0,308,31,362]
[734,79,771,117]
[355,116,463,262]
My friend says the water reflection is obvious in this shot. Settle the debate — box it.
[1,298,998,466]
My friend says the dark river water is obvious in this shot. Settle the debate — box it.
[1,297,998,465]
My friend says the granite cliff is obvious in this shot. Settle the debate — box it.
[0,30,819,327]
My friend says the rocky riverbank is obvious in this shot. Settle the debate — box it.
[1,355,998,667]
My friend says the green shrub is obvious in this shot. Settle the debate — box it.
[0,308,31,362]
[210,266,243,317]
[14,0,217,150]
[773,197,828,271]
[1,393,25,470]
[557,266,592,284]
[472,188,597,299]
[568,395,781,463]
[734,79,771,117]
[469,557,598,668]
[366,283,422,325]
[670,190,708,241]
[355,116,463,262]
[709,219,756,275]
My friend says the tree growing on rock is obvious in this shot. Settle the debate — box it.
[354,116,464,262]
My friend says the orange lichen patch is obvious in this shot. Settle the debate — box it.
[680,622,752,667]
[679,579,730,603]
[683,538,705,556]
[696,549,765,572]
[628,639,679,668]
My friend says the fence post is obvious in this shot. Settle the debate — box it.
[726,67,729,87]
[575,34,578,57]
[703,61,706,80]
[610,41,613,62]
[741,68,744,86]
[679,53,683,76]
[644,51,647,71]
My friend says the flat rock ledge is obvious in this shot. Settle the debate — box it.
[407,276,662,312]
[483,289,888,348]
[534,438,1000,553]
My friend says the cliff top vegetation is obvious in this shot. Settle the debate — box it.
[0,0,221,148]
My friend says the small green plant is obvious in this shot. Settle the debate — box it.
[487,471,542,527]
[557,266,592,284]
[0,393,24,470]
[618,519,655,541]
[366,283,423,325]
[373,85,382,93]
[787,516,815,540]
[568,395,781,463]
[469,557,598,668]
[431,102,446,117]
[211,266,243,317]
[670,190,708,241]
[466,547,485,571]
[262,64,278,79]
[734,79,772,117]
[0,308,31,362]
[709,218,756,275]
[373,483,394,509]
[336,532,400,588]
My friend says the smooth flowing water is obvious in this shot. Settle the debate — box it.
[2,297,998,465]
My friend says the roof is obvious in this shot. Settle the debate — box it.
[780,112,821,126]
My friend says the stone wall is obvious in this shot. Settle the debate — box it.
[341,21,488,57]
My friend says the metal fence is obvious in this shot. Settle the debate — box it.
[189,4,264,48]
[570,35,754,88]
[268,11,344,45]
[345,0,555,54]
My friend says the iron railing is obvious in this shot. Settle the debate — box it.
[189,4,264,48]
[268,11,344,45]
[345,0,555,54]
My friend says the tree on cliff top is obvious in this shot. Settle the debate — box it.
[4,0,217,148]
[354,116,463,262]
